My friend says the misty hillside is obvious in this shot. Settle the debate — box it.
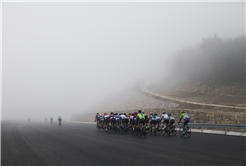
[169,35,245,86]
[79,90,179,113]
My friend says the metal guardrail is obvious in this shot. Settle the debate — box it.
[174,123,246,135]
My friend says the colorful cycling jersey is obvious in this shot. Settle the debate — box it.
[169,116,175,120]
[109,114,114,118]
[137,113,145,119]
[180,113,190,120]
[110,115,115,120]
[149,115,156,121]
[161,114,169,120]
[104,115,109,119]
[129,115,134,120]
[125,116,129,120]
[155,115,161,121]
[115,115,120,122]
[120,115,126,119]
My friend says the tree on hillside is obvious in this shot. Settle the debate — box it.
[169,35,245,86]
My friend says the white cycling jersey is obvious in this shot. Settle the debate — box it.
[119,115,126,119]
[161,114,169,120]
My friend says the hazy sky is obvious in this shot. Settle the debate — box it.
[2,2,245,120]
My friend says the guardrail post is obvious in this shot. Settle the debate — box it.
[225,128,227,135]
[201,127,203,133]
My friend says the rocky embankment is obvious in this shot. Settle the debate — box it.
[71,88,246,128]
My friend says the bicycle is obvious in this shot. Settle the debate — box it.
[136,123,147,138]
[169,124,177,136]
[150,126,160,136]
[161,125,171,137]
[179,124,191,138]
[109,123,117,134]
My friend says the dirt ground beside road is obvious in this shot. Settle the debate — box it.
[147,85,246,113]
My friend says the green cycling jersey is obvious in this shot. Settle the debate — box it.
[180,113,189,120]
[169,116,175,120]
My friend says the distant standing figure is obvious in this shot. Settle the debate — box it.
[58,116,62,125]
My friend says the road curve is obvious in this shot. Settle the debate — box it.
[142,88,246,109]
[2,120,245,165]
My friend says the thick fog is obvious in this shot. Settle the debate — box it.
[2,2,244,121]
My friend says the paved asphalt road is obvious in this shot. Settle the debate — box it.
[2,120,245,166]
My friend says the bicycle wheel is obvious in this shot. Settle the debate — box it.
[166,128,170,137]
[172,128,177,136]
[179,127,184,137]
[186,128,191,138]
[142,131,146,138]
[161,129,165,136]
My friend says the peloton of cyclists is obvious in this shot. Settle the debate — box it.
[96,110,189,136]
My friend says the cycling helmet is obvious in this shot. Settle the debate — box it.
[134,112,137,114]
[124,113,126,115]
[97,113,99,114]
[104,113,107,115]
[142,110,145,113]
[150,112,153,115]
[154,113,157,116]
[181,111,185,113]
[128,113,131,115]
[168,114,171,116]
[115,113,118,115]
[132,113,134,116]
[111,112,114,114]
[138,110,141,113]
[162,112,166,114]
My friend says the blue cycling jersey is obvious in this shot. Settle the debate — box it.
[115,115,120,122]
[149,115,156,121]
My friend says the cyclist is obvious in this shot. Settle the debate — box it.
[58,116,62,124]
[136,110,145,133]
[114,113,120,127]
[99,115,104,127]
[168,113,175,129]
[128,113,131,119]
[161,112,169,129]
[104,113,110,131]
[123,113,129,127]
[119,113,126,127]
[129,113,133,128]
[108,112,114,127]
[178,111,190,135]
[142,110,148,126]
[95,113,100,125]
[50,116,53,124]
[149,112,155,132]
[154,113,161,130]
[132,112,138,131]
